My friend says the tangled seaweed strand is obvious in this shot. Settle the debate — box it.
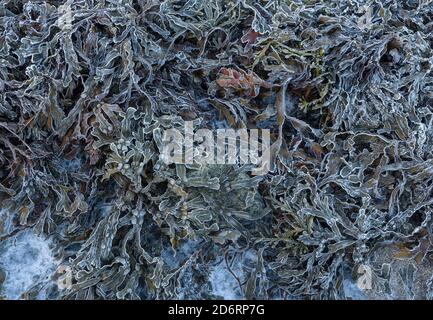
[1,0,433,300]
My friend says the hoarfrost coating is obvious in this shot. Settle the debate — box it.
[1,0,433,300]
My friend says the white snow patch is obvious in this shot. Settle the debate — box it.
[0,230,58,299]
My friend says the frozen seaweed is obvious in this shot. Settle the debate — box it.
[1,0,433,300]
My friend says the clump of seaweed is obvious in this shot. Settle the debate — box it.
[1,0,433,300]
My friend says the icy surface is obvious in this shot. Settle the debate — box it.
[0,230,58,299]
[209,256,246,300]
[161,239,201,270]
[342,279,367,300]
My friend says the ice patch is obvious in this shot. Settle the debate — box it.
[161,239,201,269]
[0,230,58,300]
[208,250,262,300]
[209,258,244,300]
[343,279,367,300]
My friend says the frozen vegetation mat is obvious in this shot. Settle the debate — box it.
[1,0,433,300]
